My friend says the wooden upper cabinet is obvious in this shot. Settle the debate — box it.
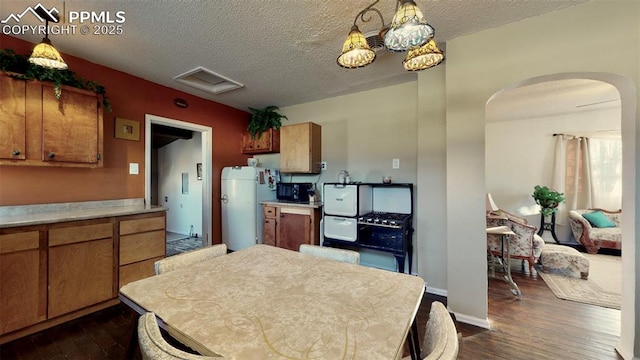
[0,76,26,160]
[280,122,321,174]
[0,74,103,167]
[42,83,101,164]
[242,128,280,154]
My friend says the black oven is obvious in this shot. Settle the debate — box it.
[276,183,312,202]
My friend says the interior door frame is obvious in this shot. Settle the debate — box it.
[144,114,213,246]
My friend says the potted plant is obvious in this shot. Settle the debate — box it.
[532,185,565,217]
[247,105,288,139]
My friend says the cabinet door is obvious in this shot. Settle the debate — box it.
[42,84,100,164]
[242,129,280,154]
[0,231,45,335]
[280,123,321,173]
[0,75,26,160]
[263,218,277,246]
[278,212,310,251]
[48,221,114,318]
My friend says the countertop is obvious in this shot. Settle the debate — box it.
[261,200,323,209]
[0,199,166,228]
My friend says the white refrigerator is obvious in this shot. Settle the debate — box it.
[221,166,278,251]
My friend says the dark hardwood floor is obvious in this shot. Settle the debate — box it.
[0,265,622,359]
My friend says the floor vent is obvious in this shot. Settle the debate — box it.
[174,67,244,94]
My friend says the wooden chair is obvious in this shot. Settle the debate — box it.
[137,312,224,359]
[299,244,360,264]
[403,301,459,360]
[154,244,227,275]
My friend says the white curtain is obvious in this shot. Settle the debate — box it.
[588,137,622,210]
[552,134,622,224]
[552,135,593,224]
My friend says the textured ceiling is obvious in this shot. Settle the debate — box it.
[1,0,588,111]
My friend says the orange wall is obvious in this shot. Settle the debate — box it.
[0,35,249,243]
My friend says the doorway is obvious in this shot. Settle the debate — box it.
[145,114,213,250]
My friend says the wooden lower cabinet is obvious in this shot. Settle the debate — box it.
[48,220,115,318]
[0,210,166,344]
[262,204,320,251]
[0,230,46,335]
[118,212,166,288]
[263,206,277,246]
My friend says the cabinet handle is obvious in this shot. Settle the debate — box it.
[48,152,56,159]
[12,150,21,156]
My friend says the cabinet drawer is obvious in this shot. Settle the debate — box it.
[324,216,358,242]
[120,230,165,265]
[49,222,113,246]
[119,256,163,288]
[0,231,39,254]
[263,206,277,218]
[120,216,165,235]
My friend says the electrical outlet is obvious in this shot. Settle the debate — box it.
[392,158,400,169]
[320,161,327,170]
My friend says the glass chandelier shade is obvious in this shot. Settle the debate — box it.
[29,37,68,70]
[383,0,434,52]
[402,39,444,71]
[337,25,376,69]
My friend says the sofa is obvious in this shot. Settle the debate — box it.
[568,209,622,254]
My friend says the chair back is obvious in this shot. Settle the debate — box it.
[421,301,459,360]
[299,244,360,264]
[155,244,227,275]
[138,312,223,359]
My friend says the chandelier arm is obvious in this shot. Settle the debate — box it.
[352,0,385,28]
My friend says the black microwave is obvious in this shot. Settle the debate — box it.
[277,183,313,202]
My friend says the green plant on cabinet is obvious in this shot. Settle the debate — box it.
[0,48,111,112]
[247,105,288,139]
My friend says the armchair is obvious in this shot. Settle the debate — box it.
[487,209,545,274]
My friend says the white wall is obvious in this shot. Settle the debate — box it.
[442,1,638,356]
[486,106,621,243]
[256,83,418,271]
[158,132,203,236]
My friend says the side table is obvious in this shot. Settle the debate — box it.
[537,212,559,242]
[486,225,522,300]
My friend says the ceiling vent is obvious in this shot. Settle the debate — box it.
[174,67,244,94]
[364,31,385,52]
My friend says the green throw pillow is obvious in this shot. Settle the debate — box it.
[582,211,616,228]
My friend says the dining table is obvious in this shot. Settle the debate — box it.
[119,244,425,360]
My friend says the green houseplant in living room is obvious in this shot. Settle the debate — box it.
[247,105,288,139]
[532,185,565,217]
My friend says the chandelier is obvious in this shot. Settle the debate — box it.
[28,7,67,70]
[337,0,444,71]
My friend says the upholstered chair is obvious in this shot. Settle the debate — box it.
[299,244,360,264]
[402,301,459,360]
[138,312,224,359]
[487,209,545,274]
[154,244,227,275]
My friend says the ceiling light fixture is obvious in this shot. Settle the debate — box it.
[28,8,67,70]
[337,0,444,71]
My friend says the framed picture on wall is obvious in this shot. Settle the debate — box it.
[197,163,202,180]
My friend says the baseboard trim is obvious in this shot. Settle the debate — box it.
[426,285,447,297]
[452,312,491,329]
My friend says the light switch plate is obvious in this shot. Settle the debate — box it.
[392,158,400,169]
[129,163,139,175]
